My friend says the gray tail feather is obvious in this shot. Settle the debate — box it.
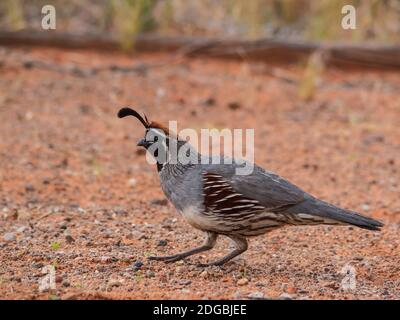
[291,199,384,231]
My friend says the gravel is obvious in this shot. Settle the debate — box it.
[3,232,16,242]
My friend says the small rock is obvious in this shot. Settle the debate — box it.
[25,184,35,192]
[131,230,146,240]
[134,261,143,270]
[248,292,264,299]
[3,232,16,242]
[201,97,216,107]
[16,226,27,233]
[150,199,168,206]
[23,60,34,69]
[279,293,293,300]
[65,235,75,243]
[175,266,184,273]
[200,270,208,278]
[146,270,155,278]
[128,178,137,187]
[237,278,248,286]
[227,101,241,110]
[156,87,166,97]
[79,104,92,114]
[101,256,111,263]
[178,279,191,286]
[157,239,168,247]
[62,280,70,287]
[108,280,122,288]
[97,266,106,272]
[99,284,107,291]
[361,204,370,211]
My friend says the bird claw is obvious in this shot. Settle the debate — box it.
[196,263,210,268]
[196,261,223,267]
[148,255,184,263]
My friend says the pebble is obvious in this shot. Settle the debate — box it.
[157,239,168,247]
[128,178,137,187]
[248,292,265,299]
[201,97,216,107]
[65,235,75,243]
[361,204,370,211]
[156,87,166,97]
[178,279,191,286]
[108,279,122,287]
[150,199,168,206]
[25,184,35,192]
[175,266,184,273]
[200,270,208,278]
[237,278,248,286]
[3,232,16,242]
[146,270,155,278]
[16,226,27,233]
[134,261,143,270]
[227,101,241,110]
[100,256,111,263]
[131,230,146,240]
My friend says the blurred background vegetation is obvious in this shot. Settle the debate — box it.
[1,0,399,46]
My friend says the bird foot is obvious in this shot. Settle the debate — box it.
[196,261,224,267]
[148,255,184,263]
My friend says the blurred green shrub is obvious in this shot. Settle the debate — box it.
[111,0,156,51]
[1,0,399,43]
[1,0,26,30]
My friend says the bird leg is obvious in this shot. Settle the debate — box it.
[148,232,218,263]
[197,235,248,267]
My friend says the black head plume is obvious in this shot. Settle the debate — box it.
[117,107,149,128]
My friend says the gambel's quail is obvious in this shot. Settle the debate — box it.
[118,107,383,266]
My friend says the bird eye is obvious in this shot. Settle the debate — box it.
[154,136,159,142]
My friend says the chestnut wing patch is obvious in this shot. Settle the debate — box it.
[202,172,266,217]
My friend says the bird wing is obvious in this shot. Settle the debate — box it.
[201,163,383,231]
[202,172,267,217]
[202,164,308,214]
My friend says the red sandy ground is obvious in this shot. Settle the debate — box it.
[0,47,399,299]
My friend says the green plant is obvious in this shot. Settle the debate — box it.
[111,0,156,51]
[3,0,25,30]
[298,51,325,101]
[306,0,350,41]
[51,242,61,250]
[229,0,269,38]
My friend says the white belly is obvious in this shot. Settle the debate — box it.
[180,206,216,230]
